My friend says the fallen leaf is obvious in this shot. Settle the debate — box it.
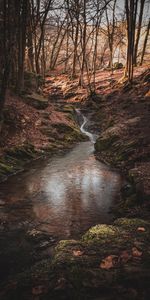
[73,250,84,257]
[137,227,146,232]
[100,255,118,270]
[132,247,142,257]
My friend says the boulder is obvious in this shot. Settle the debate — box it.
[23,93,48,109]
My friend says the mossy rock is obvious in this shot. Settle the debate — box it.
[0,162,13,173]
[54,123,76,134]
[83,224,118,242]
[64,129,85,143]
[23,93,48,109]
[50,218,150,297]
[0,144,37,182]
[113,62,123,69]
[95,136,139,169]
[54,123,85,142]
[95,134,118,152]
[114,217,150,230]
[6,144,36,160]
[62,105,75,114]
[1,218,150,299]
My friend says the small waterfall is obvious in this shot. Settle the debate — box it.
[75,109,96,143]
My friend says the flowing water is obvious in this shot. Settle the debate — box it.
[0,112,122,240]
[0,112,123,282]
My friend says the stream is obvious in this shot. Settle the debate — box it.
[0,111,122,282]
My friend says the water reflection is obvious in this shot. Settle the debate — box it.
[0,142,122,238]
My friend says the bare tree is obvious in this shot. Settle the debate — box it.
[125,0,138,82]
[105,0,117,72]
[133,0,146,65]
[140,19,150,65]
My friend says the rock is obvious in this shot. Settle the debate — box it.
[23,93,48,109]
[95,134,118,152]
[113,62,123,69]
[0,144,37,182]
[1,218,150,299]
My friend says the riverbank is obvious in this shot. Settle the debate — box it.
[92,69,150,219]
[55,66,150,219]
[0,87,85,182]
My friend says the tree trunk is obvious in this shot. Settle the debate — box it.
[79,0,86,87]
[133,0,145,66]
[140,20,150,65]
[17,0,28,92]
[125,0,138,82]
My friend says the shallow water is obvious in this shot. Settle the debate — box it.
[0,140,122,239]
[0,115,123,282]
[0,111,123,244]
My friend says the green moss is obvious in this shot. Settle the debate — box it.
[0,144,38,182]
[83,224,117,242]
[23,93,48,109]
[113,62,123,69]
[62,105,74,113]
[0,162,13,173]
[6,145,36,160]
[2,217,150,299]
[64,129,83,143]
[52,240,81,265]
[114,218,150,228]
[55,240,78,252]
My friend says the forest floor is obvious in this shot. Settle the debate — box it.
[0,66,150,299]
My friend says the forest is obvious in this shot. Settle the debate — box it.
[0,0,150,299]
